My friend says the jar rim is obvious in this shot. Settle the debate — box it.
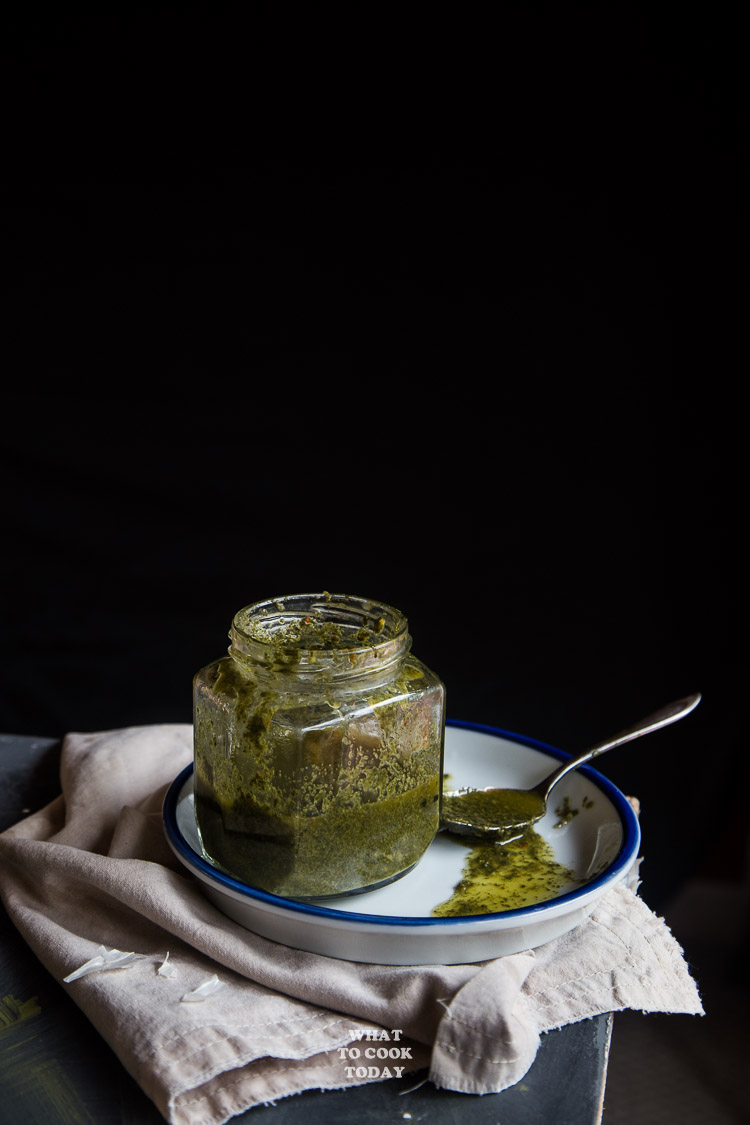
[228,593,411,675]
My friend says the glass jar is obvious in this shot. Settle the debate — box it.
[193,593,446,899]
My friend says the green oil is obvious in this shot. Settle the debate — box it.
[441,787,546,832]
[432,829,579,916]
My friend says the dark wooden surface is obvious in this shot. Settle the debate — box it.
[0,734,612,1124]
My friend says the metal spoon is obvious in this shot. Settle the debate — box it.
[441,692,702,843]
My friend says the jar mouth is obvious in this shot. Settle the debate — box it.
[229,593,411,675]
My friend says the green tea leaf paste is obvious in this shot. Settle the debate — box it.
[193,594,445,899]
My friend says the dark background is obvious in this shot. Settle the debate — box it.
[1,12,745,913]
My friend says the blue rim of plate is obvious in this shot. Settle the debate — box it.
[162,718,641,928]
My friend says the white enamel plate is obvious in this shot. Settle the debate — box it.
[163,720,640,965]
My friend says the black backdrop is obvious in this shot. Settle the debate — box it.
[2,13,745,913]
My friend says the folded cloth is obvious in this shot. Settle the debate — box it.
[0,725,703,1124]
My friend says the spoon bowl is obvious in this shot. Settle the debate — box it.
[440,692,702,842]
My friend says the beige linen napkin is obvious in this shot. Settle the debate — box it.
[0,725,702,1124]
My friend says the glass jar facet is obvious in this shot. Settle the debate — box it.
[193,594,445,898]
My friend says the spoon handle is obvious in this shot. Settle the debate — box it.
[537,691,702,802]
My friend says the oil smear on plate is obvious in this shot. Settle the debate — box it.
[431,827,579,916]
[432,782,607,917]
